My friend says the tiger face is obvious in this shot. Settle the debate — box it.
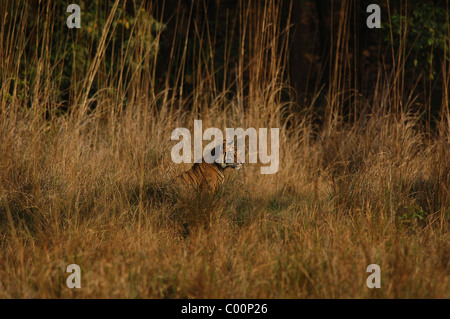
[214,141,243,170]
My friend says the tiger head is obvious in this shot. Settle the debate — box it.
[214,141,243,170]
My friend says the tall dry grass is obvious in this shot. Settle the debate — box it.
[0,0,449,298]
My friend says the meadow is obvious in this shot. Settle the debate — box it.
[0,0,448,298]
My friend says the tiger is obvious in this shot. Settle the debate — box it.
[171,140,243,195]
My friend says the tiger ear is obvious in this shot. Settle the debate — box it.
[224,140,235,150]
